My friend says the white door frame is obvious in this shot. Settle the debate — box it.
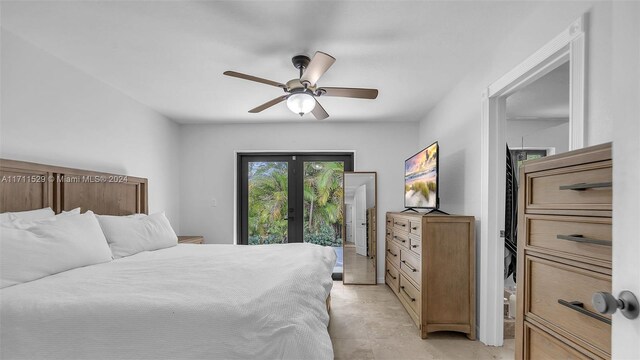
[479,15,586,346]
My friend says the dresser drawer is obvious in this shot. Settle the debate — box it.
[409,235,421,255]
[409,219,421,235]
[400,249,421,287]
[399,274,421,319]
[385,260,400,294]
[386,239,401,268]
[526,215,611,264]
[393,217,410,231]
[524,322,592,360]
[525,256,611,354]
[392,230,410,249]
[385,226,393,240]
[527,162,612,212]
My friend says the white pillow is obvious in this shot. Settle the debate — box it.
[0,207,56,223]
[7,208,84,230]
[0,207,79,225]
[97,212,177,259]
[61,207,82,215]
[0,211,113,289]
[0,213,10,223]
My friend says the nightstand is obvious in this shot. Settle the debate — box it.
[178,236,204,244]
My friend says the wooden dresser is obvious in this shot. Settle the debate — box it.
[385,212,476,339]
[515,143,612,359]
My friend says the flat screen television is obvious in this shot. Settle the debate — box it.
[404,141,439,209]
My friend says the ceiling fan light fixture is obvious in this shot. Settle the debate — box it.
[223,51,378,120]
[286,92,315,116]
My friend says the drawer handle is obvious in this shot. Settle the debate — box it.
[411,226,418,230]
[402,260,417,272]
[559,182,612,191]
[556,234,612,247]
[387,249,398,257]
[400,286,416,302]
[393,236,407,243]
[411,244,419,248]
[557,299,611,325]
[386,270,397,280]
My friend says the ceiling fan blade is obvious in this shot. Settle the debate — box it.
[320,87,379,99]
[248,95,288,113]
[223,71,285,88]
[312,99,329,120]
[300,51,336,86]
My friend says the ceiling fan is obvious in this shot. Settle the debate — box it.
[223,51,378,120]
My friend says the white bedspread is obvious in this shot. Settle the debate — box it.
[0,243,336,360]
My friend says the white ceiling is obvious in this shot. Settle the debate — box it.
[506,61,570,120]
[2,1,539,124]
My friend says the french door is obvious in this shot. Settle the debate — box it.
[237,153,354,276]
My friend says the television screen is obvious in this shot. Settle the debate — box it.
[404,142,439,209]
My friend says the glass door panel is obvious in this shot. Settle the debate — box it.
[247,161,289,244]
[303,161,345,274]
[238,153,353,278]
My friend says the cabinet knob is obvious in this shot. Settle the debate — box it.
[592,291,639,319]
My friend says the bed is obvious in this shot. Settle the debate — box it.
[0,159,335,360]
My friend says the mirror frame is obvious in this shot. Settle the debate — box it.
[342,171,377,285]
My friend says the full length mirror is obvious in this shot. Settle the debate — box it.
[343,172,377,285]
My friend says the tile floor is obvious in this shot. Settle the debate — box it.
[328,281,515,360]
[343,245,376,284]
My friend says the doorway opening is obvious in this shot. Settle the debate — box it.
[479,15,586,346]
[237,152,354,279]
[502,61,571,340]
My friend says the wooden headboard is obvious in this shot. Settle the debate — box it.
[0,159,148,215]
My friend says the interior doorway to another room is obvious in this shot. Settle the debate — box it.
[502,61,571,341]
[479,15,586,346]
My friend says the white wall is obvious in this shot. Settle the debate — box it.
[417,1,634,345]
[506,119,569,154]
[418,1,617,218]
[0,30,181,230]
[179,121,419,282]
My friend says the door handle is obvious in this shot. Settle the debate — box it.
[592,291,639,320]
